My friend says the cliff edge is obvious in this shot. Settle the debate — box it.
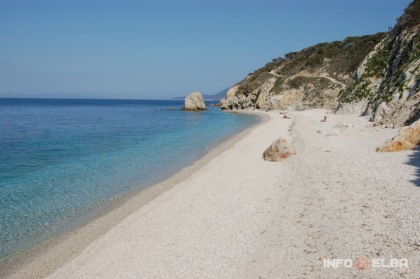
[336,0,420,128]
[221,0,420,128]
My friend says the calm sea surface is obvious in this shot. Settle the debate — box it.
[0,98,259,259]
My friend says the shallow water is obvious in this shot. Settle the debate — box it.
[0,98,259,258]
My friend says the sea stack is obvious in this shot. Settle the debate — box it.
[183,91,206,111]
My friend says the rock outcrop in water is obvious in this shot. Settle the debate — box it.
[377,118,420,152]
[263,138,295,162]
[183,91,206,111]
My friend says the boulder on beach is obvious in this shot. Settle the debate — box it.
[183,91,206,111]
[377,119,420,152]
[263,138,295,162]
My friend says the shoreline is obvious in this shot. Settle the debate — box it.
[1,111,269,279]
[4,109,419,278]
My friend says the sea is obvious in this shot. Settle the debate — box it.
[0,98,259,259]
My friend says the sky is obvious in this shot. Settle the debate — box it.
[0,0,413,99]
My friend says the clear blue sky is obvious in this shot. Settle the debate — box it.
[0,0,412,99]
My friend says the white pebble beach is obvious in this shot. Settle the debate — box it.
[7,109,420,278]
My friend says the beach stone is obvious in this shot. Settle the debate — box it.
[325,130,340,136]
[334,122,353,129]
[263,138,295,162]
[183,91,206,111]
[377,119,420,152]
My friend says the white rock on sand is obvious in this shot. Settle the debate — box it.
[40,110,419,279]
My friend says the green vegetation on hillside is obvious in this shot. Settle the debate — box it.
[240,33,386,98]
[364,42,390,78]
[249,33,385,81]
[222,0,420,127]
[339,10,419,107]
[394,0,420,32]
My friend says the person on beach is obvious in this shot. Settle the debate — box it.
[321,116,327,122]
[283,114,290,119]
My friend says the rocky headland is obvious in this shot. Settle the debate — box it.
[220,0,420,150]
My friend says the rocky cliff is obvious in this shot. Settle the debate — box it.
[336,0,420,127]
[221,0,420,127]
[221,33,385,111]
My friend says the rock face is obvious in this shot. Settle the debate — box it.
[220,0,420,129]
[336,0,420,128]
[263,138,295,162]
[183,91,206,111]
[220,34,384,111]
[377,119,420,152]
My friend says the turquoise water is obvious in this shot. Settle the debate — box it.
[0,98,259,259]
